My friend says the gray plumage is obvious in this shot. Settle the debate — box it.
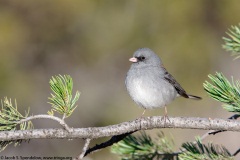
[125,48,201,111]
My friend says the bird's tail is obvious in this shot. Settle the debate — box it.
[188,94,202,100]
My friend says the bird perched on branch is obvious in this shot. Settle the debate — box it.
[125,48,201,122]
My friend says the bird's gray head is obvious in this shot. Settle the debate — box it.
[129,48,162,68]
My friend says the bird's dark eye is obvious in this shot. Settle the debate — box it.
[138,56,145,61]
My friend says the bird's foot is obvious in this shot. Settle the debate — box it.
[161,115,171,127]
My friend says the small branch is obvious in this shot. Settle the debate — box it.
[199,114,240,140]
[16,114,71,132]
[0,116,239,141]
[209,114,240,135]
[76,138,91,159]
[62,113,66,120]
[84,131,135,157]
[233,148,240,156]
[179,114,240,154]
[229,114,240,120]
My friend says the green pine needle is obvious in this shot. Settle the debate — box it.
[111,131,176,160]
[203,72,240,113]
[111,132,234,160]
[0,97,33,151]
[48,75,80,118]
[180,137,233,160]
[222,24,240,59]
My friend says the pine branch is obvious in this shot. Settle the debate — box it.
[203,72,240,113]
[111,131,176,160]
[84,131,135,157]
[111,131,235,160]
[180,138,234,160]
[0,105,71,151]
[209,114,240,135]
[0,75,80,152]
[111,128,236,160]
[223,24,240,59]
[0,116,238,142]
[194,114,240,144]
[0,97,33,151]
[48,75,80,118]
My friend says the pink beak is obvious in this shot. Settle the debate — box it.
[129,57,138,63]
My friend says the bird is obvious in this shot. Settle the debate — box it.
[125,48,201,122]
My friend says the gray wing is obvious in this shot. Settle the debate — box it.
[162,67,189,98]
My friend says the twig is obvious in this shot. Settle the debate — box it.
[194,114,240,143]
[209,114,240,135]
[16,114,71,132]
[62,113,66,120]
[76,138,91,159]
[180,114,240,154]
[207,114,240,157]
[84,131,135,157]
[233,148,240,156]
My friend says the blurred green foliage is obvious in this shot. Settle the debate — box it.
[223,24,240,57]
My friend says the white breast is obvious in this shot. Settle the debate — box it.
[127,75,177,109]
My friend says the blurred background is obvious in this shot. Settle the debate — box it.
[0,0,239,159]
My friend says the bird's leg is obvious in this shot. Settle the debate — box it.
[137,109,146,120]
[136,109,146,120]
[141,109,146,117]
[137,109,146,130]
[162,106,171,126]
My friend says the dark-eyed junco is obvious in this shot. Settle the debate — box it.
[125,48,201,120]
